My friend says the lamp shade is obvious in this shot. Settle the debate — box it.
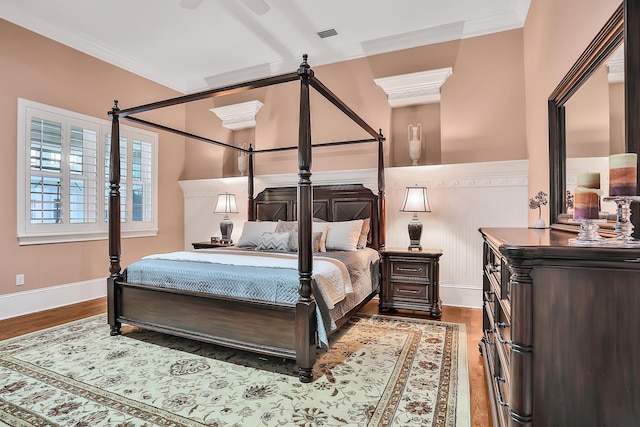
[214,193,239,214]
[400,186,431,213]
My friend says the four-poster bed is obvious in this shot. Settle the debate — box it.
[107,55,386,382]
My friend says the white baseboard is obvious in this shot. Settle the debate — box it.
[441,284,482,309]
[0,278,107,320]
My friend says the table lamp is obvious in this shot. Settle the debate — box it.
[214,193,238,243]
[400,186,431,251]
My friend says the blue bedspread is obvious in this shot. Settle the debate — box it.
[124,260,301,304]
[122,253,360,349]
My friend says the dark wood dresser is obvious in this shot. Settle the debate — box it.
[479,227,640,427]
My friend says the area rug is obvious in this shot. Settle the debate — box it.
[0,313,469,427]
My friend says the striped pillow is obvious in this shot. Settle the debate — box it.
[255,232,290,252]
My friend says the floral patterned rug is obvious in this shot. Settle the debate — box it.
[0,313,469,427]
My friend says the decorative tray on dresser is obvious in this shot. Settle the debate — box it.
[479,227,640,427]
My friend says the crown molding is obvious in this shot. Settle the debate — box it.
[210,100,264,130]
[374,67,453,107]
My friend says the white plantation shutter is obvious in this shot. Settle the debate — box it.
[17,99,158,245]
[68,122,98,224]
[131,139,153,223]
[29,117,62,224]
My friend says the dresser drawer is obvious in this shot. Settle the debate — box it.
[390,259,429,281]
[494,302,511,378]
[391,282,428,301]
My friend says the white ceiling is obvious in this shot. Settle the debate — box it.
[1,0,530,94]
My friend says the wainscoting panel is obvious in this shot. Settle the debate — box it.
[386,160,528,307]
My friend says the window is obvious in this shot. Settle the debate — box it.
[17,99,158,245]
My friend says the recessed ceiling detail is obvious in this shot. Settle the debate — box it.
[0,0,530,94]
[210,100,264,130]
[374,68,453,107]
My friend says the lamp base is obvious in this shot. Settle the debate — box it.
[407,214,423,251]
[219,216,234,244]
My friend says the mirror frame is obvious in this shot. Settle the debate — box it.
[548,4,624,233]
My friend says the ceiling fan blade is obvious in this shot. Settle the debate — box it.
[239,0,270,16]
[180,0,204,9]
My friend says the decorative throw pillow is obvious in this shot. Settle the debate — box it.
[357,218,371,249]
[288,228,328,253]
[275,220,297,233]
[255,232,290,252]
[236,221,278,247]
[312,223,328,252]
[325,219,364,252]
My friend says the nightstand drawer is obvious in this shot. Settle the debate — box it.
[391,282,428,301]
[390,259,429,281]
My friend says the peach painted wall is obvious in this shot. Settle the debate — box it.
[522,0,621,224]
[182,29,528,179]
[0,0,627,302]
[0,19,186,297]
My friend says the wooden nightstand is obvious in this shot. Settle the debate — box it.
[379,248,443,319]
[191,241,234,249]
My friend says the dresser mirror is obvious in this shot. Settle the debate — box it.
[548,4,624,235]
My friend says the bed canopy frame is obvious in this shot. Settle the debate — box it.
[107,55,386,382]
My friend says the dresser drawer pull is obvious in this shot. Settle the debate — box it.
[397,267,423,273]
[484,291,495,302]
[489,265,500,273]
[495,328,512,346]
[397,288,420,294]
[494,376,510,407]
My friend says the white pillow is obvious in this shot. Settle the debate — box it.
[236,221,277,247]
[325,219,364,252]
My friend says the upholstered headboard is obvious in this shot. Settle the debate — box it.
[252,184,381,249]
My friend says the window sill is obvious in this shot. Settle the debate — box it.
[17,229,158,245]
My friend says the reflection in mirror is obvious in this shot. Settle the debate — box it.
[548,4,624,235]
[562,43,624,225]
[565,44,625,158]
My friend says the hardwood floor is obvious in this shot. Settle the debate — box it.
[0,298,106,341]
[0,297,491,426]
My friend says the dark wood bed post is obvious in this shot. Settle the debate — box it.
[247,144,255,221]
[377,130,386,249]
[296,55,316,383]
[107,100,122,336]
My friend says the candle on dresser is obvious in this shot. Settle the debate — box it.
[573,187,601,220]
[609,153,638,196]
[577,172,600,189]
